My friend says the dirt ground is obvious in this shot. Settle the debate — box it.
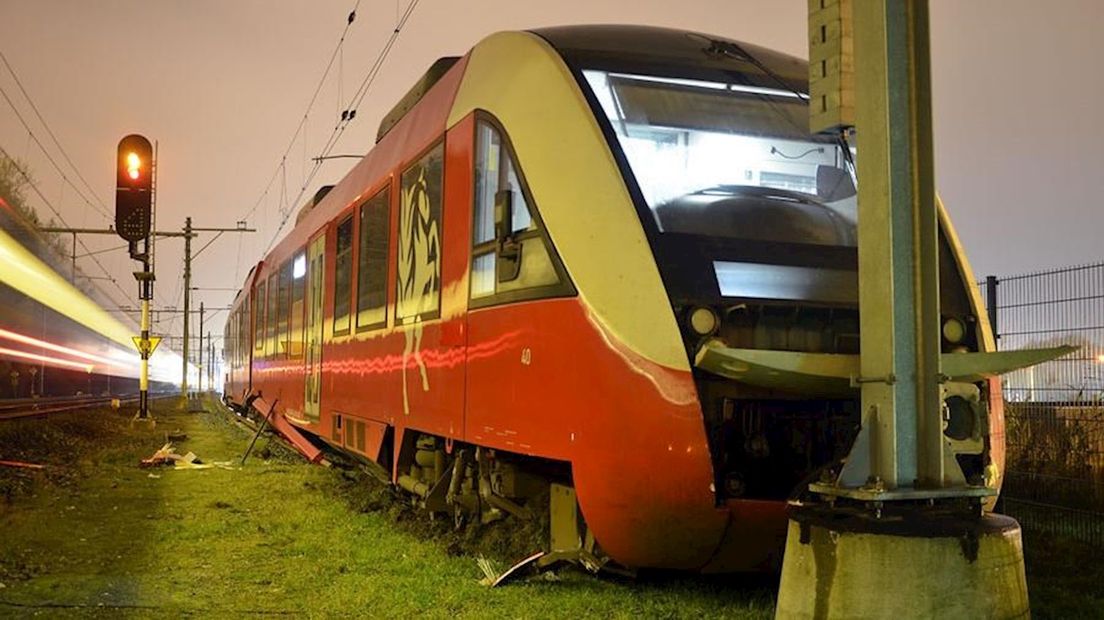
[0,399,1097,618]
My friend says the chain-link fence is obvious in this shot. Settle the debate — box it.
[981,262,1104,546]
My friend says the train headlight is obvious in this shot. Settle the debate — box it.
[689,306,719,336]
[942,317,966,344]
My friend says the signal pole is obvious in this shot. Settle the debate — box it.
[113,134,158,422]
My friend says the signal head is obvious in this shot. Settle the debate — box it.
[115,134,153,244]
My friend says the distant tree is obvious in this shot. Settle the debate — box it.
[0,154,38,224]
[0,155,95,293]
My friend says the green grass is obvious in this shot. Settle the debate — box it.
[1,400,1099,618]
[0,401,773,618]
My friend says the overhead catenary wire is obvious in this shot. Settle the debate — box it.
[239,0,362,225]
[0,51,113,221]
[0,84,112,222]
[260,0,421,255]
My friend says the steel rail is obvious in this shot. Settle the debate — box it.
[0,392,175,421]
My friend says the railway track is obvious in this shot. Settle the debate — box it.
[0,393,173,421]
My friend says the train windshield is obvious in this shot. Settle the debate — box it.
[582,70,857,248]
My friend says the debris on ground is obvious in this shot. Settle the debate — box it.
[139,442,181,467]
[167,430,188,442]
[476,556,501,586]
[0,459,45,470]
[137,442,238,472]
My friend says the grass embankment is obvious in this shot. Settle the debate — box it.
[0,401,773,618]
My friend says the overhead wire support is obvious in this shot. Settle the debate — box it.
[239,0,361,224]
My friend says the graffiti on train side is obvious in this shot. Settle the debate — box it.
[397,145,443,415]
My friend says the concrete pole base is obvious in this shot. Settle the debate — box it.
[129,414,156,429]
[776,504,1029,619]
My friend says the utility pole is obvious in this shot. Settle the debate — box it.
[182,217,192,396]
[43,220,254,398]
[178,219,253,397]
[775,3,1051,617]
[198,301,205,393]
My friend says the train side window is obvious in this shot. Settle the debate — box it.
[244,297,251,363]
[396,142,444,322]
[333,216,354,335]
[289,252,306,357]
[266,272,278,358]
[241,299,249,364]
[253,281,265,351]
[471,118,569,303]
[357,187,390,330]
[277,260,291,358]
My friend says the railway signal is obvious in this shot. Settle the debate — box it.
[114,133,156,422]
[115,134,153,250]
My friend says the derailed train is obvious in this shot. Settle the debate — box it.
[224,25,1003,572]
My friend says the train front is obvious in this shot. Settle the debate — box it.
[520,26,998,572]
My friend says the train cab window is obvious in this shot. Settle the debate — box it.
[277,260,291,358]
[471,119,566,303]
[253,281,265,352]
[396,143,443,321]
[333,216,354,335]
[265,272,278,357]
[357,187,390,329]
[289,252,306,357]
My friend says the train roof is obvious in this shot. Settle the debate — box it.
[530,24,808,90]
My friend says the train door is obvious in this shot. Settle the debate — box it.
[463,118,573,449]
[304,234,325,422]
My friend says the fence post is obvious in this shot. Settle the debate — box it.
[985,275,1003,515]
[985,275,999,349]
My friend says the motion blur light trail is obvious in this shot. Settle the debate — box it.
[0,345,94,372]
[0,225,132,348]
[0,327,120,367]
[0,225,184,384]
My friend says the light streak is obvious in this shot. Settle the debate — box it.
[0,226,134,348]
[0,345,94,372]
[0,327,122,367]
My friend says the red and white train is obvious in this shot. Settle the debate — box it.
[224,25,1003,572]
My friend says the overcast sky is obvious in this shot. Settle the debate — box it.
[1,0,1102,342]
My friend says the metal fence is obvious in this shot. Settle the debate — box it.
[981,262,1104,546]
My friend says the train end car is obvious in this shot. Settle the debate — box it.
[224,25,1002,573]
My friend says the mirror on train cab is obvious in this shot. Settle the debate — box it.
[816,165,855,203]
[494,189,522,282]
[494,188,513,240]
